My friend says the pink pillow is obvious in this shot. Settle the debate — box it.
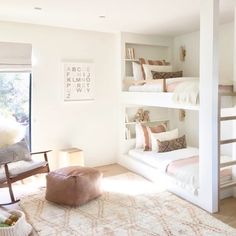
[142,124,167,151]
[150,124,166,133]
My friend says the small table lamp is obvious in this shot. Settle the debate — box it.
[59,148,84,167]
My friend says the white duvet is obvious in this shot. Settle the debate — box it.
[172,80,199,105]
[128,148,232,195]
[128,147,199,172]
[128,77,200,105]
[128,77,232,105]
[128,77,198,93]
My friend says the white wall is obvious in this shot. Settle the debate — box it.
[0,21,119,168]
[172,22,234,150]
[169,109,199,147]
[173,22,234,84]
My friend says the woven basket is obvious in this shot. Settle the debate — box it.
[0,210,32,236]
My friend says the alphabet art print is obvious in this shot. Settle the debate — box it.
[63,62,95,101]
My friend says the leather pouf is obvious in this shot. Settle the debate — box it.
[45,166,103,206]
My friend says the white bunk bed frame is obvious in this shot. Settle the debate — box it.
[118,154,233,207]
[121,92,199,110]
[118,0,236,213]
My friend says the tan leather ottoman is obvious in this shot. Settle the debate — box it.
[45,166,103,206]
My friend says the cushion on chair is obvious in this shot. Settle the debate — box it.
[0,160,48,182]
[0,139,31,165]
[46,166,103,206]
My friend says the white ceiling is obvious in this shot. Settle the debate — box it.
[0,0,235,36]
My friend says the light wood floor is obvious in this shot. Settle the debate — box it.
[1,163,236,230]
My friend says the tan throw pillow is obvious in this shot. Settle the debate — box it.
[142,124,167,151]
[152,71,183,80]
[147,59,163,65]
[139,58,171,80]
[157,135,187,153]
[139,58,146,80]
[162,60,171,65]
[149,124,166,133]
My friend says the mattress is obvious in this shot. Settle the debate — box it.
[129,83,163,92]
[128,77,233,93]
[166,155,232,194]
[128,77,197,93]
[128,147,199,171]
[128,148,232,194]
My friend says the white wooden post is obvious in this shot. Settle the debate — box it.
[234,8,236,93]
[199,0,219,213]
[233,8,236,197]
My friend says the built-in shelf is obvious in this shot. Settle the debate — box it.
[125,119,168,125]
[124,58,139,62]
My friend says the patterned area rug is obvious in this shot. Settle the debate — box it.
[20,172,236,236]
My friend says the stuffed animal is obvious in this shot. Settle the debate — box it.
[143,110,150,122]
[134,108,144,122]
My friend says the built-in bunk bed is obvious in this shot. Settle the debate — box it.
[119,119,234,205]
[119,45,236,208]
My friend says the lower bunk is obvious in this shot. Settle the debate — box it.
[118,147,234,204]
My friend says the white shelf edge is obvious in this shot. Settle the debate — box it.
[121,91,199,111]
[124,59,139,62]
[125,119,168,125]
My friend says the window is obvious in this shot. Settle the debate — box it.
[0,72,31,147]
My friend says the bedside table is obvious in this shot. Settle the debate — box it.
[59,148,84,167]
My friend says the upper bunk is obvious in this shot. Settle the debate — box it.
[119,32,235,110]
[121,79,234,111]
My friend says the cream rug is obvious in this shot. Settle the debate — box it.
[20,172,236,236]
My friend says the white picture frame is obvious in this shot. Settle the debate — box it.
[63,62,95,101]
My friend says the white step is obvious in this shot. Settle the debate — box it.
[220,160,236,168]
[219,92,236,96]
[220,116,236,121]
[220,181,236,190]
[220,139,236,145]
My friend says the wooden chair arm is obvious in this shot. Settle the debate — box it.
[31,150,51,167]
[0,160,13,166]
[30,150,52,155]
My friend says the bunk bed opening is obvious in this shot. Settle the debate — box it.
[120,105,202,203]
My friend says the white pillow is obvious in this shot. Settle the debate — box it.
[132,62,143,81]
[150,128,178,152]
[143,64,172,80]
[135,123,144,149]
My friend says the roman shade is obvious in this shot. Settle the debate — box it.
[0,42,32,70]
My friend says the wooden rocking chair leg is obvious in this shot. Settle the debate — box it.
[8,182,15,202]
[0,182,20,206]
[44,152,50,172]
[1,163,20,205]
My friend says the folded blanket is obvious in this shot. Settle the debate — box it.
[172,80,199,105]
[166,155,232,195]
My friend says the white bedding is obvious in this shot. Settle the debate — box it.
[128,148,232,195]
[128,147,199,172]
[128,77,233,105]
[172,80,199,105]
[128,77,198,93]
[129,83,163,92]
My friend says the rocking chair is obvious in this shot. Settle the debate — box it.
[0,149,51,205]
